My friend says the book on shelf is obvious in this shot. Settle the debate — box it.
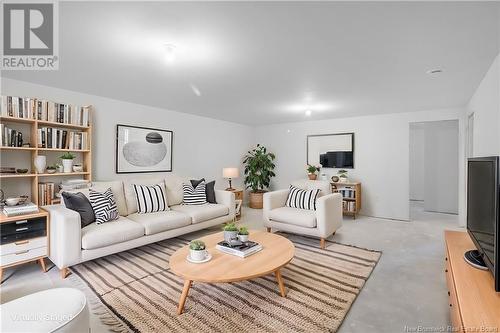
[37,127,88,150]
[1,124,25,147]
[338,188,356,199]
[3,202,39,217]
[0,167,16,174]
[216,240,263,258]
[1,95,91,126]
[38,182,56,205]
[343,201,356,212]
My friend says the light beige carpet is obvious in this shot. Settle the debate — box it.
[72,234,381,333]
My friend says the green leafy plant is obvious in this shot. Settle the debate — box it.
[189,240,206,251]
[223,222,238,232]
[306,164,321,174]
[46,165,57,170]
[338,169,348,178]
[238,226,249,235]
[60,152,76,160]
[243,144,276,193]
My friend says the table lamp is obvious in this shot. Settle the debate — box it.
[223,167,239,190]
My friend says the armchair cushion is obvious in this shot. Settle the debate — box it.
[268,207,317,228]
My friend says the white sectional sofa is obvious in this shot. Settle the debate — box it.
[45,174,235,277]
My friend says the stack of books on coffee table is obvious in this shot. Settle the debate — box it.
[216,240,263,258]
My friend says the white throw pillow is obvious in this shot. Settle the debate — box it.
[285,185,320,211]
[133,184,170,214]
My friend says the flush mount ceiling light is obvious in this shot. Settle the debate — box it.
[164,44,177,63]
[426,69,443,75]
[305,109,312,117]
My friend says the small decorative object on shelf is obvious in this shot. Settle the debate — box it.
[46,165,57,174]
[34,155,47,173]
[16,168,28,174]
[306,164,321,180]
[337,169,348,183]
[189,240,207,262]
[56,163,63,173]
[60,152,76,173]
[238,226,249,242]
[72,164,83,172]
[331,175,340,183]
[223,222,239,242]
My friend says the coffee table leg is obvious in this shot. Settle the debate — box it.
[177,280,192,315]
[275,269,287,297]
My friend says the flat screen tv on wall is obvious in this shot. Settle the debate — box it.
[466,156,500,292]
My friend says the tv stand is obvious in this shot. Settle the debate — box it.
[464,249,488,270]
[444,231,500,331]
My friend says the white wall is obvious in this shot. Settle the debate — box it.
[467,53,500,156]
[409,123,425,201]
[423,120,459,214]
[1,78,255,196]
[255,108,466,222]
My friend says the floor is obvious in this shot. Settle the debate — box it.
[1,202,462,333]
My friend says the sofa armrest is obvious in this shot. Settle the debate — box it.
[316,193,343,238]
[263,189,289,222]
[44,204,82,269]
[215,190,236,219]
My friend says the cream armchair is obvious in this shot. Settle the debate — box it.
[263,180,342,249]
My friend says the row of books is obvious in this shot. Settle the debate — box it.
[1,124,25,147]
[38,127,88,150]
[216,240,262,258]
[38,183,56,206]
[1,167,17,174]
[1,96,91,126]
[338,188,356,199]
[343,201,356,212]
[3,202,38,217]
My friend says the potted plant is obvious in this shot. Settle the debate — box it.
[243,144,276,209]
[46,165,57,174]
[189,240,207,261]
[238,226,249,242]
[60,152,76,173]
[338,169,348,182]
[306,164,321,180]
[55,163,63,173]
[223,223,239,242]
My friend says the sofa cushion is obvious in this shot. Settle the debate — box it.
[61,191,95,228]
[164,174,187,206]
[123,175,167,215]
[81,216,144,250]
[268,206,317,228]
[171,204,229,224]
[127,211,191,235]
[133,183,170,213]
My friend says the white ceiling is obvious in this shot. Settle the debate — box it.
[3,1,500,125]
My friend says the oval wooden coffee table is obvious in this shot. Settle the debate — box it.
[170,230,295,314]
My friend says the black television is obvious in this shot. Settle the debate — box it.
[319,151,354,168]
[466,156,500,292]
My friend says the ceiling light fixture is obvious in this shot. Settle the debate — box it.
[164,44,177,63]
[305,110,312,117]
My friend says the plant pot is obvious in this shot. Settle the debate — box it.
[249,191,266,209]
[34,155,46,173]
[238,234,249,242]
[339,177,348,183]
[62,159,74,173]
[308,174,317,180]
[224,230,239,242]
[189,249,207,261]
[56,165,63,173]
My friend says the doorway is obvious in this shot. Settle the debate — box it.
[409,120,459,219]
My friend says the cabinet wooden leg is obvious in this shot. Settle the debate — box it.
[177,280,192,315]
[0,268,3,284]
[275,269,287,297]
[320,238,326,249]
[266,227,271,232]
[60,267,69,279]
[38,258,47,272]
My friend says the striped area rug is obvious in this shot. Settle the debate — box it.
[71,233,381,333]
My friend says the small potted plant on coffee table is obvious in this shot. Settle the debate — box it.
[189,240,207,261]
[238,226,249,242]
[223,223,239,242]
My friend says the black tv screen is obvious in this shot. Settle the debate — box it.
[467,156,500,291]
[319,151,353,168]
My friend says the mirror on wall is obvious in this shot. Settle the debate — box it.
[307,133,354,169]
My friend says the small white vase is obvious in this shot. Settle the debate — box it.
[62,159,73,173]
[34,156,46,173]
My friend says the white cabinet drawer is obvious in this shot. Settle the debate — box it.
[0,237,47,256]
[0,246,47,267]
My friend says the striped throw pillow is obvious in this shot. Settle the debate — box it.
[183,181,207,205]
[285,185,321,211]
[133,184,169,214]
[89,188,119,224]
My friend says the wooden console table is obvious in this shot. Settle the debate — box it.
[444,230,500,331]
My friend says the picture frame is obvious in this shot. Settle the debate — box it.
[116,124,173,173]
[306,132,355,169]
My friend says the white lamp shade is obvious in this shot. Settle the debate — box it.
[223,167,239,178]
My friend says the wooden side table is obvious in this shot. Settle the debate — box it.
[0,209,50,283]
[226,189,243,220]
